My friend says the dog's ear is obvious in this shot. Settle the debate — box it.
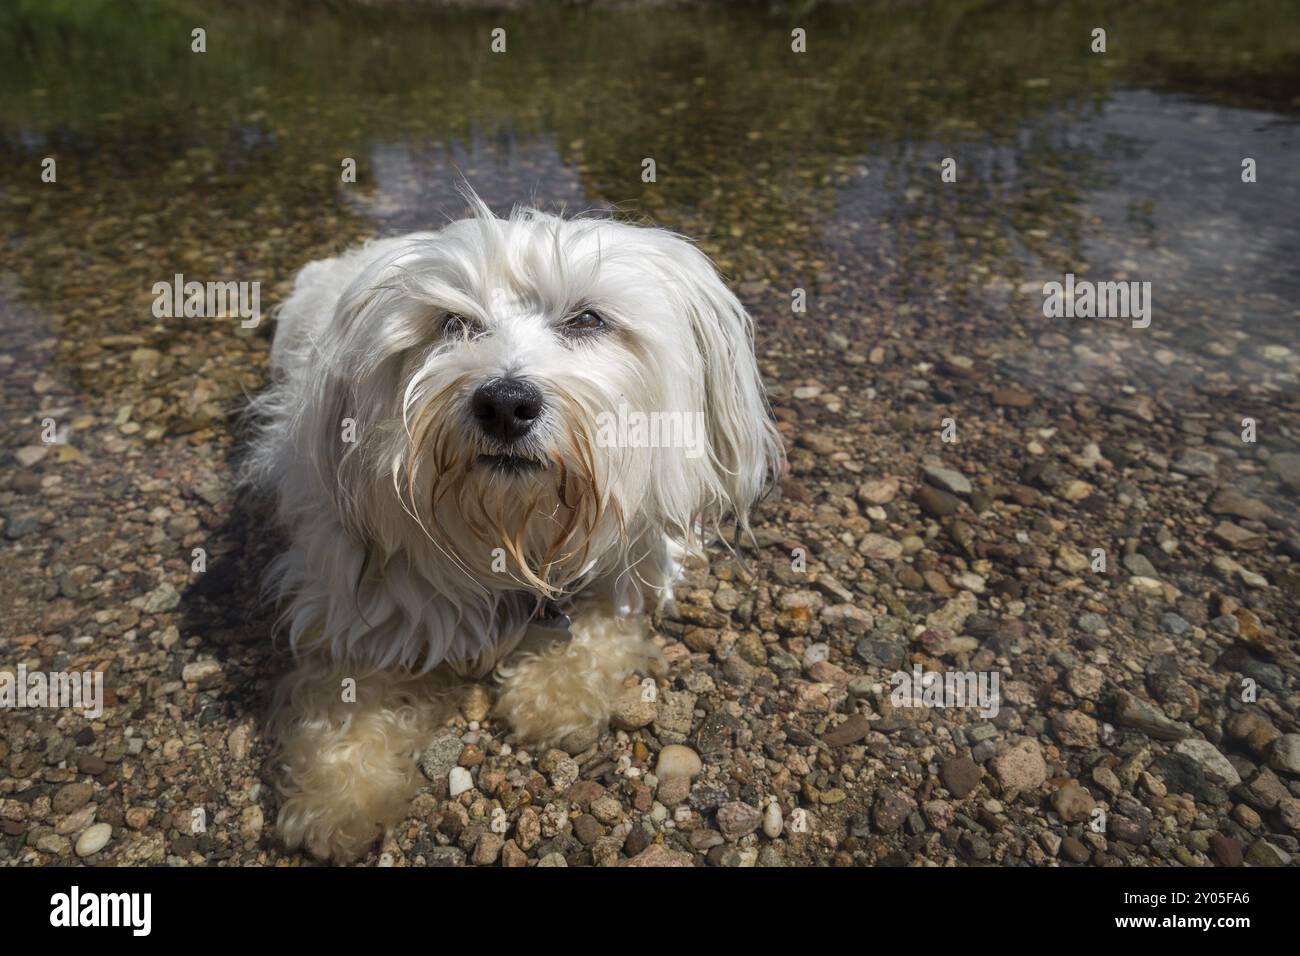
[293,255,419,543]
[654,238,786,536]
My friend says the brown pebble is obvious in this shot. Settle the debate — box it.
[821,714,872,747]
[940,756,982,799]
[1061,836,1090,863]
[1208,834,1243,867]
[78,755,107,775]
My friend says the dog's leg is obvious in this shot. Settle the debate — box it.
[494,603,662,749]
[269,655,453,863]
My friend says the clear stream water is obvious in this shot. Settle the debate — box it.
[0,0,1297,458]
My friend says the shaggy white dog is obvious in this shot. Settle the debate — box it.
[243,194,783,862]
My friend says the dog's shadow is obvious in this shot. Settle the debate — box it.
[178,488,282,663]
[176,418,298,852]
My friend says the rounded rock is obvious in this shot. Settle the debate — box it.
[610,685,657,731]
[655,744,702,780]
[762,801,784,839]
[1269,734,1300,775]
[75,823,113,858]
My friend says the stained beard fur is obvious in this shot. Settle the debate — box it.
[401,377,627,598]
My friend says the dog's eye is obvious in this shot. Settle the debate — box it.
[562,309,607,336]
[441,312,478,338]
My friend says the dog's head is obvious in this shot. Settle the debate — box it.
[316,196,784,596]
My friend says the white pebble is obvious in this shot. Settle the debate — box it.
[1239,569,1267,588]
[802,642,831,667]
[75,823,113,857]
[655,744,702,780]
[448,766,474,797]
[763,802,784,839]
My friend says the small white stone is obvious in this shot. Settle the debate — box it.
[922,464,972,496]
[181,659,221,686]
[1174,739,1241,787]
[75,822,113,857]
[655,744,703,780]
[1239,569,1267,589]
[802,643,831,667]
[55,804,97,836]
[448,766,474,797]
[763,801,784,839]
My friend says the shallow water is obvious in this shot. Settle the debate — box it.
[1,1,1297,427]
[2,0,1300,870]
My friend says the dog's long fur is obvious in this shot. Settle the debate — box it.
[243,194,783,862]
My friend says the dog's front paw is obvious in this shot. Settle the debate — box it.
[273,713,426,864]
[269,659,449,864]
[495,611,660,748]
[277,787,396,865]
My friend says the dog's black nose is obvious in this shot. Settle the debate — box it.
[471,378,544,442]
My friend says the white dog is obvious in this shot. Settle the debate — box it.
[243,194,784,862]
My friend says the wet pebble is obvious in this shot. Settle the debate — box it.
[74,823,113,857]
